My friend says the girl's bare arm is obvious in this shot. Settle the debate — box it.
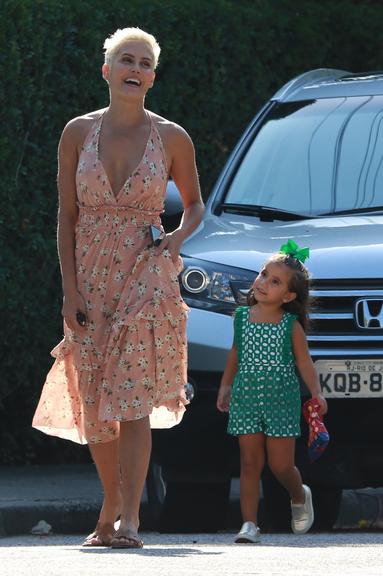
[292,321,328,415]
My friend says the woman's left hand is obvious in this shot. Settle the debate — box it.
[156,229,184,263]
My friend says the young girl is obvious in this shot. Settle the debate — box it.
[217,240,327,543]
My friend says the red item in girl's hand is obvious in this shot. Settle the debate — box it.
[302,398,329,462]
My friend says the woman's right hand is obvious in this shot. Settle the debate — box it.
[216,383,231,412]
[62,291,87,332]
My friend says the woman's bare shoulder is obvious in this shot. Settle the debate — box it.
[149,111,192,145]
[61,108,107,145]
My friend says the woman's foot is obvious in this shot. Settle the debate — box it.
[110,530,144,549]
[82,522,116,547]
[83,492,122,547]
[111,514,143,549]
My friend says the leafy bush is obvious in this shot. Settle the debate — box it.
[1,0,382,463]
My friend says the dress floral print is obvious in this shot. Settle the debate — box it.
[33,112,189,444]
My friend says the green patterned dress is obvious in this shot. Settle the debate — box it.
[228,306,301,437]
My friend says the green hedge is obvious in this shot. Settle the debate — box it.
[1,0,382,464]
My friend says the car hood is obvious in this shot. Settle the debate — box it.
[182,212,383,279]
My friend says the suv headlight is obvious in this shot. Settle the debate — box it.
[180,257,256,315]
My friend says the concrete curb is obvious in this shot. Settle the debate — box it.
[0,501,154,537]
[0,464,157,537]
[1,465,382,536]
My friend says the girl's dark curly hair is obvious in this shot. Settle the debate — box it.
[247,253,311,330]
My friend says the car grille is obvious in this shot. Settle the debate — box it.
[308,279,383,356]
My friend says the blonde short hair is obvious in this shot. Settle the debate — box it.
[103,27,161,68]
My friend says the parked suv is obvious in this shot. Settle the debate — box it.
[153,69,383,531]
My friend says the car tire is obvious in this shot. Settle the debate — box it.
[311,485,342,530]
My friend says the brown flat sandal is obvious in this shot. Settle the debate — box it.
[82,522,116,547]
[110,531,144,549]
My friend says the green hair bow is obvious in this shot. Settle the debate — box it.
[279,239,310,263]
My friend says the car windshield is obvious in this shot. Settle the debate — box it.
[224,96,383,216]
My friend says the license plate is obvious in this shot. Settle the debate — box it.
[315,359,383,398]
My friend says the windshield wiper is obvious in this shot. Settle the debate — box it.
[320,205,383,216]
[219,203,310,221]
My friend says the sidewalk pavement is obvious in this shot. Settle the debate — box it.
[1,465,382,537]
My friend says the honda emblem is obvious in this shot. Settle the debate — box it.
[355,299,383,329]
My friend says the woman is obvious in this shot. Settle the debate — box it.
[33,27,204,548]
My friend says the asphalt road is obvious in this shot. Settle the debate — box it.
[1,532,383,576]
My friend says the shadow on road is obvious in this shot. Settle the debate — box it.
[80,547,223,556]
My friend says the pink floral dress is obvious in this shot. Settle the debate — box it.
[33,112,189,444]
